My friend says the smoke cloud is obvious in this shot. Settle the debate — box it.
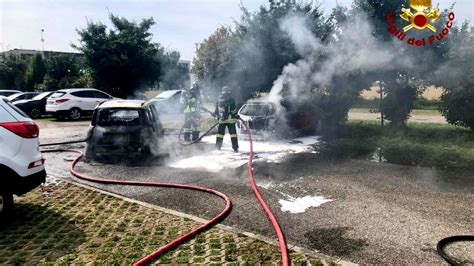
[268,13,413,111]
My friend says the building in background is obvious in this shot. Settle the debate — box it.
[0,48,82,61]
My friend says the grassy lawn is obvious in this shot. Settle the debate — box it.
[319,121,474,170]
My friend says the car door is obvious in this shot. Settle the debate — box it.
[71,90,101,111]
[148,105,163,136]
[171,91,182,112]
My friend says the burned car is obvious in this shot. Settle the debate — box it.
[85,100,164,160]
[237,98,321,140]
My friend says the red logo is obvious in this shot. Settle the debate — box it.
[386,1,455,46]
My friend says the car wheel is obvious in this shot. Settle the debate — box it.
[0,192,14,218]
[30,108,42,119]
[69,108,82,120]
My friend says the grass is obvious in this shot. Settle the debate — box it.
[322,120,474,170]
[350,108,441,116]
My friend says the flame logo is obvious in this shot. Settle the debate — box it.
[400,0,440,32]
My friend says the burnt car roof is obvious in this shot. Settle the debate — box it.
[97,100,147,109]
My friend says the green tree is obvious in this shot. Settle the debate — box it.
[440,88,474,130]
[192,26,236,96]
[39,54,84,91]
[232,0,330,100]
[0,54,28,91]
[24,53,46,90]
[74,14,160,98]
[157,49,190,90]
[192,0,330,100]
[435,23,474,130]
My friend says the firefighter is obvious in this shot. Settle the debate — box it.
[214,86,239,152]
[181,83,202,142]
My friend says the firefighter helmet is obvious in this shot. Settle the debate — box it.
[222,86,231,94]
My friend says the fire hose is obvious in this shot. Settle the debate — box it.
[40,119,290,265]
[437,235,474,265]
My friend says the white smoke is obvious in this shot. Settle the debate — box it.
[268,13,413,111]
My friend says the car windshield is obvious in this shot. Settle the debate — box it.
[7,93,22,101]
[32,92,51,100]
[97,109,141,127]
[156,90,177,99]
[240,103,274,116]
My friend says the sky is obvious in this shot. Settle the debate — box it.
[1,0,473,61]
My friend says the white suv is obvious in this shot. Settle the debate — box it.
[46,88,114,120]
[0,97,45,218]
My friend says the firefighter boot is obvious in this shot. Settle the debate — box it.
[192,131,200,142]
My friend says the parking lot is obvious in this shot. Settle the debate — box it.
[37,115,473,265]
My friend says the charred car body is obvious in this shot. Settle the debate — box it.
[237,98,321,140]
[85,100,164,161]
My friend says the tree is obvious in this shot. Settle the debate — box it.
[74,14,160,98]
[0,54,28,91]
[436,22,474,130]
[157,50,190,90]
[192,0,330,101]
[24,53,46,90]
[440,88,474,130]
[39,54,84,91]
[192,26,236,96]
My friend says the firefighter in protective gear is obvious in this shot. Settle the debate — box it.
[214,86,239,152]
[181,83,202,142]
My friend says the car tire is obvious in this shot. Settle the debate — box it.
[0,192,14,219]
[141,146,151,157]
[29,108,42,119]
[69,108,82,120]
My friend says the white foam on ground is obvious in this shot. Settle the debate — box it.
[44,176,63,186]
[279,195,333,214]
[168,135,319,172]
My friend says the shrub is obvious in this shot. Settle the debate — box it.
[440,87,474,130]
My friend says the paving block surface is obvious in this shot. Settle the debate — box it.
[0,181,337,265]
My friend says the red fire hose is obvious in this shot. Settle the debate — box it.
[40,119,288,265]
[242,120,289,265]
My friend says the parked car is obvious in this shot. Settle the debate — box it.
[46,88,114,120]
[0,90,22,98]
[237,98,321,140]
[13,91,54,119]
[0,97,45,219]
[149,89,185,113]
[85,100,164,160]
[7,92,39,102]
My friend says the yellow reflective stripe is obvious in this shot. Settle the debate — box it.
[217,134,224,138]
[219,119,236,123]
[230,134,237,138]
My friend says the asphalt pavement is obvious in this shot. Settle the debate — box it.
[39,117,474,265]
